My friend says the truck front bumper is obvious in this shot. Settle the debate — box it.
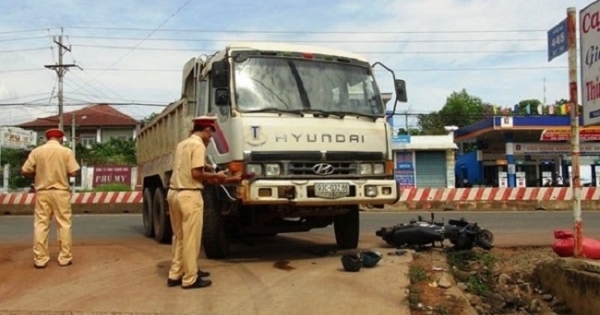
[238,179,399,206]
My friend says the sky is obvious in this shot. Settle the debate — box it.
[0,0,594,129]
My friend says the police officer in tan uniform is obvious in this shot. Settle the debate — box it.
[21,128,80,269]
[166,116,241,289]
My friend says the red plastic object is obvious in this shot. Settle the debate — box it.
[552,229,600,259]
[241,172,256,180]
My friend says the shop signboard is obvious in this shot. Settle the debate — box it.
[540,127,600,141]
[0,127,37,149]
[580,1,600,126]
[394,151,415,188]
[514,142,600,155]
[92,166,132,187]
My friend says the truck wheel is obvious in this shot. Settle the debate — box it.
[142,188,154,237]
[153,188,172,244]
[334,207,360,249]
[202,186,230,259]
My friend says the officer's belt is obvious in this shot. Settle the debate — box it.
[36,188,70,191]
[169,188,203,191]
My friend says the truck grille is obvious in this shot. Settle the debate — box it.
[246,151,385,178]
[288,162,358,176]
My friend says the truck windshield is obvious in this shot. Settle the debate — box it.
[233,56,384,117]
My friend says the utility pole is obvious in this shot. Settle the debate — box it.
[71,113,77,194]
[566,7,583,258]
[44,28,78,132]
[44,28,81,193]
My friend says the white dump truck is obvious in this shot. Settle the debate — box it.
[136,42,407,258]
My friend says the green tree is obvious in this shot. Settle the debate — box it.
[0,148,33,189]
[396,128,422,136]
[77,138,136,166]
[417,111,446,135]
[417,89,486,135]
[516,99,542,115]
[439,89,485,127]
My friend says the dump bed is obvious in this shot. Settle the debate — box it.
[136,98,195,185]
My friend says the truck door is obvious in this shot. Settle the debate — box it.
[207,60,234,165]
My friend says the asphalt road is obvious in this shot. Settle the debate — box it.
[2,211,599,246]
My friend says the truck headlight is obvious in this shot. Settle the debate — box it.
[365,185,378,197]
[265,163,281,176]
[246,164,263,175]
[373,163,385,175]
[360,164,372,175]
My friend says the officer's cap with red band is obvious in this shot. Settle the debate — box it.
[192,116,217,132]
[45,128,65,139]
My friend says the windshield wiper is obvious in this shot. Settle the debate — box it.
[324,110,379,120]
[244,107,305,117]
[304,109,344,119]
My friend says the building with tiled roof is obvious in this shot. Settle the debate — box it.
[17,104,139,147]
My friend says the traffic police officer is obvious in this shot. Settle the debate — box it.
[21,128,80,268]
[166,116,240,289]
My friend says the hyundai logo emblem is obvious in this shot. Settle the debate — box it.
[312,163,335,175]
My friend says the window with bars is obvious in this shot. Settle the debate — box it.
[81,135,96,148]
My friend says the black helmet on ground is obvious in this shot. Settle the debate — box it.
[341,253,362,272]
[360,250,383,268]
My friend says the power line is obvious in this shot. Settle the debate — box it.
[0,69,45,73]
[0,28,60,35]
[56,66,568,72]
[71,0,194,95]
[0,101,168,107]
[71,44,560,54]
[68,35,546,43]
[0,92,56,102]
[66,26,549,34]
[0,65,569,73]
[0,36,48,43]
[0,47,51,53]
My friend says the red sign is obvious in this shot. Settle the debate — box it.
[540,127,600,141]
[93,166,132,187]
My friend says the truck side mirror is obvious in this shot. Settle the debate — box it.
[215,88,230,106]
[211,60,229,88]
[394,79,407,103]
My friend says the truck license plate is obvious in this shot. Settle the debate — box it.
[315,183,350,199]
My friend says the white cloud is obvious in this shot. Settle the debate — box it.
[0,0,592,126]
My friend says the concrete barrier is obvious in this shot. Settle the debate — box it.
[0,192,142,215]
[387,187,600,211]
[534,258,600,315]
[1,187,599,214]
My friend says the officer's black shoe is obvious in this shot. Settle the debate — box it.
[181,278,212,289]
[198,269,210,277]
[167,270,211,287]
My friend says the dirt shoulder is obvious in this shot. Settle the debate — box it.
[407,246,573,315]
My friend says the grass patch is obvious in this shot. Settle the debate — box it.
[408,250,466,315]
[446,250,498,298]
[408,265,430,284]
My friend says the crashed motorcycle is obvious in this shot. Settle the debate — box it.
[375,213,494,251]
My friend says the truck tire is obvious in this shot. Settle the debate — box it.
[152,188,172,244]
[142,188,154,237]
[202,186,230,259]
[334,207,360,249]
